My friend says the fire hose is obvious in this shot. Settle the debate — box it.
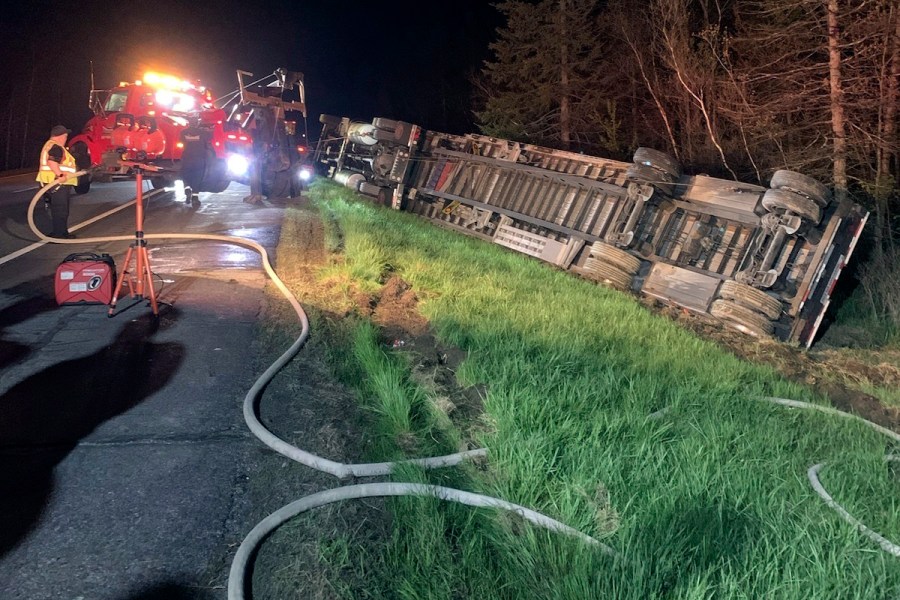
[29,175,900,596]
[27,174,614,600]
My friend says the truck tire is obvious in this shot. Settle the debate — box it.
[633,147,681,179]
[149,176,169,190]
[761,189,821,224]
[770,170,831,208]
[373,117,400,132]
[206,177,231,194]
[266,169,291,199]
[373,128,401,144]
[71,142,91,195]
[717,280,782,320]
[583,257,633,290]
[710,299,775,337]
[180,142,207,195]
[589,241,642,275]
[377,187,393,207]
[626,163,674,196]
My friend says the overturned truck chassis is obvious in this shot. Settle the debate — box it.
[314,116,868,348]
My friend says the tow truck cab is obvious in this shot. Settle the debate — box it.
[68,72,237,193]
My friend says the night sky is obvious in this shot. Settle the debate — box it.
[0,0,502,157]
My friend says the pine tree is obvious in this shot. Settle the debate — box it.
[476,0,613,152]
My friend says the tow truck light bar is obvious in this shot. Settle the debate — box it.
[143,71,196,92]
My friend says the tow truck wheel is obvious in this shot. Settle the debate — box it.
[710,299,775,337]
[583,257,633,290]
[149,176,170,190]
[770,170,831,208]
[267,169,291,199]
[761,189,822,224]
[717,280,782,320]
[206,177,230,194]
[589,242,642,275]
[633,147,682,179]
[71,142,91,195]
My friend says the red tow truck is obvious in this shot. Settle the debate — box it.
[68,71,248,194]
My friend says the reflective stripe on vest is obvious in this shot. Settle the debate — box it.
[36,140,77,186]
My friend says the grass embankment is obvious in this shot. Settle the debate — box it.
[271,181,899,599]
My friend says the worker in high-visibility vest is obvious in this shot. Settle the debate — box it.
[36,125,78,238]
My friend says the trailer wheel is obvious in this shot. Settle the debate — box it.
[633,147,681,179]
[583,257,633,290]
[319,114,342,126]
[770,170,831,208]
[377,187,393,207]
[373,117,400,132]
[710,299,775,337]
[71,142,91,195]
[761,189,822,224]
[626,163,674,196]
[717,280,782,320]
[589,242,642,275]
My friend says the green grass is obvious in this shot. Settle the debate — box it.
[282,181,900,599]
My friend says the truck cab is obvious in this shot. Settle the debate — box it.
[68,72,234,193]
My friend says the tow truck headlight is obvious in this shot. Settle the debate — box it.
[227,154,250,177]
[298,166,312,181]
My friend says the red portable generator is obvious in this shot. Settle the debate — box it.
[55,253,117,305]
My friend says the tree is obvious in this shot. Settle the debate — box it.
[476,0,615,152]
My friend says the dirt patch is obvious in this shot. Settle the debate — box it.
[356,274,486,439]
[649,298,900,433]
[368,275,431,338]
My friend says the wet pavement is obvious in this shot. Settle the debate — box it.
[0,175,300,599]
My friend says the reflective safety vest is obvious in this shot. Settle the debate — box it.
[36,140,77,186]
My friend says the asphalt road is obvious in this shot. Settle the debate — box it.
[0,173,297,599]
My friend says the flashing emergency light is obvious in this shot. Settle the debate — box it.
[143,71,195,92]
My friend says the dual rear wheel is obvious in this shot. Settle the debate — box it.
[711,281,783,338]
[582,242,642,290]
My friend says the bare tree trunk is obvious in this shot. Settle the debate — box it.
[622,30,681,160]
[665,31,736,179]
[656,0,735,178]
[876,3,899,252]
[20,46,36,169]
[4,94,13,170]
[827,0,848,204]
[559,0,572,150]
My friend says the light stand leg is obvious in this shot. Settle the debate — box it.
[108,244,135,317]
[108,167,161,318]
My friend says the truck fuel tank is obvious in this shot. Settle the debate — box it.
[334,169,366,191]
[347,122,378,146]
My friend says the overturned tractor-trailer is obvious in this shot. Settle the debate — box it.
[313,115,868,348]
